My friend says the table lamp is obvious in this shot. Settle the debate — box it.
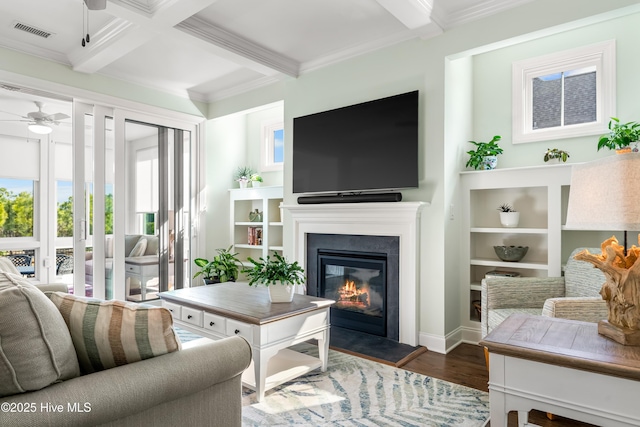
[565,153,640,345]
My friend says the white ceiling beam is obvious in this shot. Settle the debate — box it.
[375,0,440,30]
[70,0,221,73]
[176,17,299,77]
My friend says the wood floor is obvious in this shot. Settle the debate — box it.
[400,343,597,427]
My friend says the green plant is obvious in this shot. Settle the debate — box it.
[242,252,305,287]
[465,135,503,170]
[193,246,240,283]
[497,203,516,213]
[233,166,255,182]
[598,118,640,151]
[250,173,263,182]
[544,148,570,162]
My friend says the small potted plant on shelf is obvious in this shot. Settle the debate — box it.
[234,166,255,188]
[193,246,241,285]
[543,148,570,163]
[242,253,305,303]
[598,117,640,153]
[497,203,519,228]
[250,173,263,188]
[465,135,503,170]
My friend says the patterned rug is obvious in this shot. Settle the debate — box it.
[175,329,490,426]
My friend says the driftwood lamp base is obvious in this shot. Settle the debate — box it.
[598,320,640,346]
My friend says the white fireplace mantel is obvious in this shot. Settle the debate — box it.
[285,201,428,346]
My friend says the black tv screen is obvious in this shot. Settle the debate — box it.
[293,90,419,194]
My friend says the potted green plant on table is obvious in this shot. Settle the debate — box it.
[543,148,570,163]
[242,253,305,303]
[497,203,519,228]
[234,166,255,188]
[193,246,241,285]
[465,135,503,170]
[598,118,640,153]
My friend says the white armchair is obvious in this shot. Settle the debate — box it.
[481,247,609,337]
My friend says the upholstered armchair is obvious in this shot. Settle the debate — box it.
[481,248,609,337]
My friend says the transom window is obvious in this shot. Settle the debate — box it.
[512,40,616,143]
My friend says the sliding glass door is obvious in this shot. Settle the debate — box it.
[73,102,195,300]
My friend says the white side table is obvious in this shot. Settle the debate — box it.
[125,256,159,300]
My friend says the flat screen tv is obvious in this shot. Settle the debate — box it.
[293,90,419,195]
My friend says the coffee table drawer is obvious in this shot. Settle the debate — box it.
[227,319,252,344]
[181,306,203,327]
[203,312,226,334]
[163,301,182,318]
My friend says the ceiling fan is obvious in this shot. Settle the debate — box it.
[0,101,70,134]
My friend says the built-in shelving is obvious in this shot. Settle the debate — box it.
[229,186,283,266]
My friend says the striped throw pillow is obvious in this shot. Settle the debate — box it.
[49,292,181,374]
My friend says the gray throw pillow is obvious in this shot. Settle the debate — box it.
[0,272,80,397]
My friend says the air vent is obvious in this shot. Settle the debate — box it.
[0,84,21,92]
[13,21,53,39]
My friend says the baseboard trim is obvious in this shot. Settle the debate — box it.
[419,326,483,354]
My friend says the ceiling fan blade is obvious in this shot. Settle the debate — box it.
[45,113,70,121]
[0,110,27,119]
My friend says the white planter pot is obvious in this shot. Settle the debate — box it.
[238,180,248,189]
[252,181,262,188]
[499,212,520,228]
[268,282,295,303]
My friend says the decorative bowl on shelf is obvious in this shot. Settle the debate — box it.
[493,245,528,262]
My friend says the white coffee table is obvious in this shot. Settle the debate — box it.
[159,282,335,401]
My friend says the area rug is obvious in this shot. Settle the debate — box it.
[242,343,490,427]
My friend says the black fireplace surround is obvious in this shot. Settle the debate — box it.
[306,233,400,341]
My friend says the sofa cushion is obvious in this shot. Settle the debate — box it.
[129,238,148,257]
[49,293,181,374]
[0,272,80,397]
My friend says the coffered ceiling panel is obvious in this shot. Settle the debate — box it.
[0,0,535,102]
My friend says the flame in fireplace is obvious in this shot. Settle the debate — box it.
[337,279,369,308]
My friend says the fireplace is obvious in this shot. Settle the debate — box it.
[307,233,399,341]
[287,202,425,346]
[319,250,387,336]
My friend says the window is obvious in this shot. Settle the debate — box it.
[260,119,284,172]
[512,40,615,143]
[0,178,34,237]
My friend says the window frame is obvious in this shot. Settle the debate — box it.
[512,40,616,144]
[260,119,284,172]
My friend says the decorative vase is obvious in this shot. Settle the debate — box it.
[238,180,248,189]
[268,282,295,303]
[499,212,520,228]
[482,156,498,170]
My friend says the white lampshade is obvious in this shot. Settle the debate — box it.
[566,154,640,231]
[28,123,53,135]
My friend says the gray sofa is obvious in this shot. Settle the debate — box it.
[481,247,609,337]
[2,336,252,427]
[0,272,252,427]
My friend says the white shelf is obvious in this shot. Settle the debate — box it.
[234,244,263,250]
[471,227,547,234]
[461,165,574,329]
[230,186,283,264]
[241,348,323,392]
[470,258,549,270]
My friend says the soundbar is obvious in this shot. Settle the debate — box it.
[297,192,402,204]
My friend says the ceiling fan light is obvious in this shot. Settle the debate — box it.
[28,123,53,134]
